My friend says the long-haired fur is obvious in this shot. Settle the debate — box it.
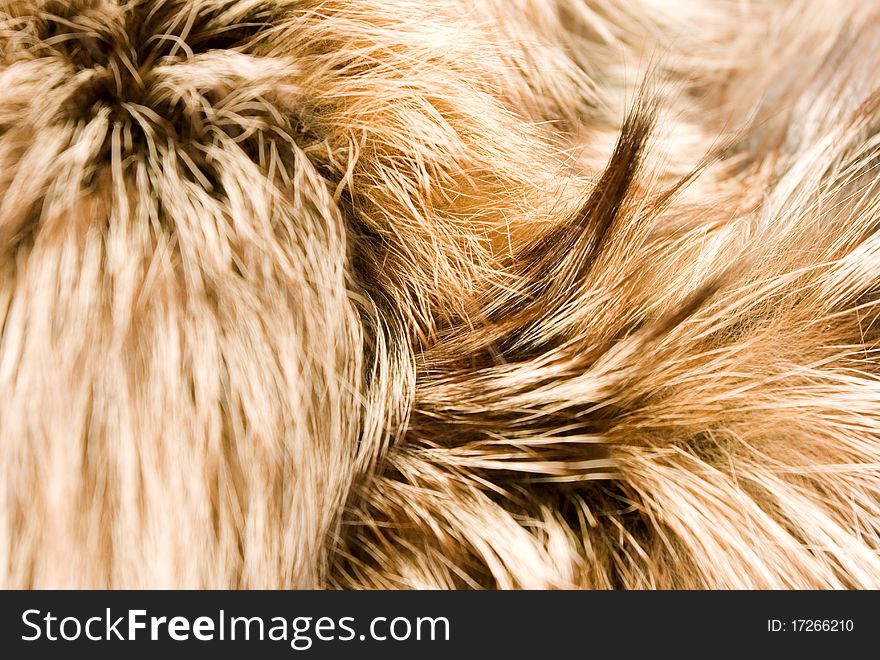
[2,0,880,589]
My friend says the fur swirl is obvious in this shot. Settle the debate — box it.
[1,0,880,588]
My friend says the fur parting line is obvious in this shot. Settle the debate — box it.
[2,0,880,589]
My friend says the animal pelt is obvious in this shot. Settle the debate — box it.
[2,0,880,589]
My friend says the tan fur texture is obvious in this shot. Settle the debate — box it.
[2,0,880,589]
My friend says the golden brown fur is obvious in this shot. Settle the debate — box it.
[2,0,880,588]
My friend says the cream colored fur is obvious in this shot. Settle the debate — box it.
[1,0,880,589]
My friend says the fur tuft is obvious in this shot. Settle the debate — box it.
[2,0,880,589]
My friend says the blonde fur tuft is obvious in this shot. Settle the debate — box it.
[2,0,880,589]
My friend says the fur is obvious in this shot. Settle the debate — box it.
[2,0,880,588]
